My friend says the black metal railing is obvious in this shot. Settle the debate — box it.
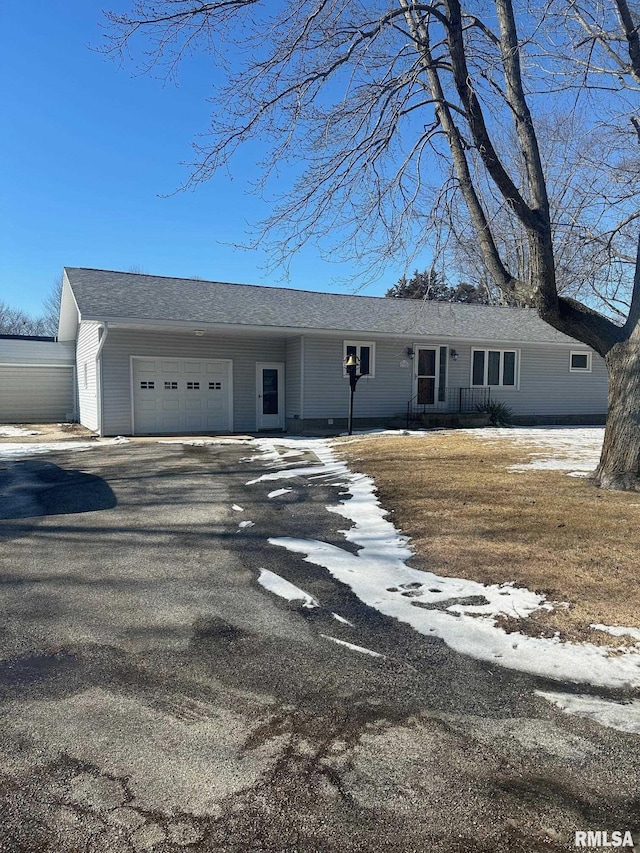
[406,387,491,428]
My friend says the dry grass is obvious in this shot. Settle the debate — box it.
[334,431,640,645]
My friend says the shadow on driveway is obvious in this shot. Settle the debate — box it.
[0,460,117,519]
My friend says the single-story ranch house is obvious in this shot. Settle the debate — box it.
[1,267,608,435]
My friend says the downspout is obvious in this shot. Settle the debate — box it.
[95,322,109,437]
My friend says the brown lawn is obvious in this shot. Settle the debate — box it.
[333,430,640,646]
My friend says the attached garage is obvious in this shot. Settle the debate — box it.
[0,337,76,423]
[131,356,233,434]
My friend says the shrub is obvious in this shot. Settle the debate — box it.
[476,400,514,427]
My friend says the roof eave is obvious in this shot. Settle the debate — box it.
[78,314,580,347]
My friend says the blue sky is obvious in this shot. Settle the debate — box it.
[0,2,430,317]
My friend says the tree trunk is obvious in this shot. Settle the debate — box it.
[595,338,640,490]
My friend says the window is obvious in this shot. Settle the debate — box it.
[209,381,222,390]
[343,341,375,377]
[140,381,155,390]
[471,349,518,388]
[186,381,200,390]
[164,381,178,390]
[570,351,592,372]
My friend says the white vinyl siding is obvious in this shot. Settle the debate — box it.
[304,337,412,419]
[100,328,286,435]
[301,335,607,422]
[285,336,303,420]
[76,322,102,431]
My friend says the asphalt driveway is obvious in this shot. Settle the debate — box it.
[0,440,639,852]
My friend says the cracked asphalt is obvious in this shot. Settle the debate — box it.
[0,440,639,853]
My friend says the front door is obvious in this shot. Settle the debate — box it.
[415,346,444,406]
[256,362,285,430]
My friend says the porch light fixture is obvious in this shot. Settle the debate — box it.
[194,330,204,337]
[450,348,459,361]
[406,347,414,359]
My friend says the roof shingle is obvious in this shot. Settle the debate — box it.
[64,267,577,345]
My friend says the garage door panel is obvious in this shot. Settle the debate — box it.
[132,357,231,434]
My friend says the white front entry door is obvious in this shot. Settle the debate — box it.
[132,356,232,434]
[256,362,285,430]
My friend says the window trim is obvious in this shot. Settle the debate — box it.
[470,348,520,390]
[343,340,376,378]
[569,350,592,373]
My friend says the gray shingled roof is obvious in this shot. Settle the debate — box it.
[65,267,577,344]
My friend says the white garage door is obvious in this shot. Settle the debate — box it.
[132,357,232,435]
[0,365,74,423]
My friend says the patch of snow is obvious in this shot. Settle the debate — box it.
[0,442,96,459]
[247,435,640,690]
[0,426,42,437]
[159,438,254,447]
[238,520,255,530]
[231,505,244,512]
[267,488,293,499]
[321,635,385,658]
[592,624,640,643]
[463,426,604,474]
[332,613,355,628]
[257,569,318,608]
[537,691,640,734]
[108,436,129,444]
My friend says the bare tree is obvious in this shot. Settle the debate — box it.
[40,275,63,338]
[0,302,50,336]
[103,0,640,489]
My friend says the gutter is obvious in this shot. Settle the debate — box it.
[95,322,109,437]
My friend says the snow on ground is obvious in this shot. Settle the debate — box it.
[468,426,604,474]
[246,434,640,693]
[258,568,318,608]
[332,613,355,628]
[159,438,254,446]
[267,488,293,499]
[231,505,244,512]
[0,426,42,437]
[238,520,255,530]
[320,635,385,658]
[0,442,97,459]
[592,624,640,643]
[537,691,640,734]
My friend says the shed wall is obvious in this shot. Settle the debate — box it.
[0,339,75,423]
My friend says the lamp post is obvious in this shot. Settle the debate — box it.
[344,353,362,435]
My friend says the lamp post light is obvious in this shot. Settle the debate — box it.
[344,353,362,435]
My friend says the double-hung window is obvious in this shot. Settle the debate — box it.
[343,341,375,377]
[471,349,518,388]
